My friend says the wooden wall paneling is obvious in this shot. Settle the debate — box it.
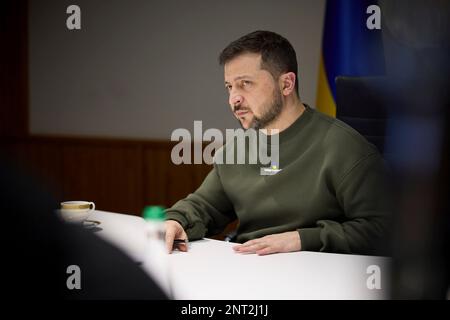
[61,143,143,215]
[144,143,213,208]
[166,161,196,207]
[167,144,207,205]
[3,137,218,221]
[165,144,213,207]
[144,145,171,208]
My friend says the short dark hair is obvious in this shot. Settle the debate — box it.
[219,30,299,95]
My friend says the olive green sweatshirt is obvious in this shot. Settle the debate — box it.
[166,105,390,255]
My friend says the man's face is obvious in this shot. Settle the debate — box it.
[224,53,283,130]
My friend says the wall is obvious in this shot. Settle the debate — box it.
[2,136,212,215]
[28,0,326,139]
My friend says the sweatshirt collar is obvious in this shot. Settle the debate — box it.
[266,104,313,145]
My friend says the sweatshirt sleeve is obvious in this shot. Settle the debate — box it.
[299,153,391,255]
[165,165,236,240]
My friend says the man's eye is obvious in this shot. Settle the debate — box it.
[225,85,232,91]
[242,80,251,87]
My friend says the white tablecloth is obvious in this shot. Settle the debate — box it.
[90,210,391,299]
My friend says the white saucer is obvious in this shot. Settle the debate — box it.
[83,220,101,228]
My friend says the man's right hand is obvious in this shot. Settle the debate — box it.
[165,220,188,253]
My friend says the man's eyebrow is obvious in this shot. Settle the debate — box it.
[224,75,254,84]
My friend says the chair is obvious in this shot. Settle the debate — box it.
[335,76,389,155]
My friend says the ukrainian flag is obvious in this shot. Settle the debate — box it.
[316,0,385,117]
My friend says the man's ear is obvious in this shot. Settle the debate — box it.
[279,72,296,96]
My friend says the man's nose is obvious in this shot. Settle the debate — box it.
[230,94,244,108]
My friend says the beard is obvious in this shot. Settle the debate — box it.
[236,87,284,130]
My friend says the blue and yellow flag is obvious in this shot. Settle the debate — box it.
[316,0,385,117]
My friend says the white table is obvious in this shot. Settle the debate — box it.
[90,210,391,300]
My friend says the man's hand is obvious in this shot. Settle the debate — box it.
[165,220,188,254]
[233,231,301,256]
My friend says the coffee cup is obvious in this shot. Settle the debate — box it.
[58,201,95,223]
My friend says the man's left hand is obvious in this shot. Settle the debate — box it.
[232,231,301,256]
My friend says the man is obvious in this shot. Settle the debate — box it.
[165,30,390,256]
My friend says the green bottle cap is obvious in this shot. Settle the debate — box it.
[142,205,166,221]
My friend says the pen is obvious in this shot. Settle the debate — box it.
[172,238,188,250]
